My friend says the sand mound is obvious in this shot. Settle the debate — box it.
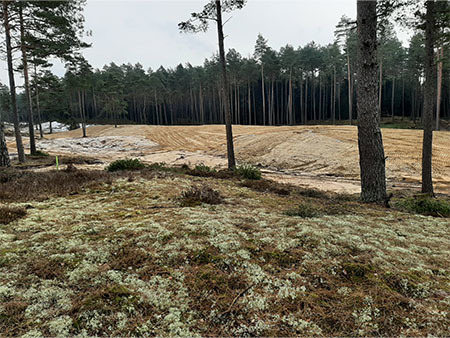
[36,136,159,157]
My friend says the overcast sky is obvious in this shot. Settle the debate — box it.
[2,0,411,85]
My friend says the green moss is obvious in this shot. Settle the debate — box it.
[342,262,375,282]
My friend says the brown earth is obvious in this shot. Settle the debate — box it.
[6,124,450,194]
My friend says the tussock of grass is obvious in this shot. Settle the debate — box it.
[235,164,262,180]
[194,163,215,173]
[0,206,26,225]
[179,185,223,207]
[106,158,145,172]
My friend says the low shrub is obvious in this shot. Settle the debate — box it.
[285,202,320,218]
[235,164,262,180]
[179,185,223,207]
[0,206,26,225]
[194,163,214,173]
[31,150,49,157]
[105,158,145,172]
[396,195,450,217]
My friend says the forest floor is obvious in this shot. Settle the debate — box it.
[6,124,450,194]
[0,161,449,336]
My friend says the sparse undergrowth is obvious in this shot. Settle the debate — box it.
[285,202,320,218]
[0,206,26,225]
[394,195,450,217]
[179,185,223,207]
[0,165,449,336]
[234,164,262,180]
[106,158,146,172]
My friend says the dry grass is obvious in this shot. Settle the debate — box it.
[0,168,112,202]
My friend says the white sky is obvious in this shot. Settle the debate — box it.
[1,0,412,85]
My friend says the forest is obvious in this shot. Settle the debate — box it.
[1,1,450,337]
[1,15,449,130]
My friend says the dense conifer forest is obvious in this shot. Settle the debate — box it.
[1,19,449,128]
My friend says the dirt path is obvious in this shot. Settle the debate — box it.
[7,124,450,194]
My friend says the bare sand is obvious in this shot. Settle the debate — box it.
[7,124,450,194]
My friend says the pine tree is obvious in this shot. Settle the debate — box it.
[2,0,25,163]
[356,0,387,203]
[179,0,247,169]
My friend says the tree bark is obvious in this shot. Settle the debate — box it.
[421,0,436,194]
[78,89,87,137]
[347,52,353,125]
[378,60,383,122]
[19,5,36,155]
[356,0,387,203]
[436,46,443,131]
[0,121,10,167]
[391,78,395,122]
[34,64,43,138]
[216,0,236,168]
[261,65,266,125]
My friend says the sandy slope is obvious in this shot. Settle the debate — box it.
[7,124,450,194]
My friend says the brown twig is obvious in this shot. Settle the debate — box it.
[220,283,256,317]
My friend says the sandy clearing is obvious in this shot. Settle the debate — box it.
[7,124,450,194]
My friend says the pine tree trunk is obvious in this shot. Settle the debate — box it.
[19,6,37,155]
[261,65,266,126]
[289,70,293,125]
[333,66,336,125]
[338,81,342,120]
[436,46,443,131]
[304,76,308,124]
[2,1,25,163]
[78,89,87,137]
[356,0,387,203]
[421,0,436,194]
[391,78,395,122]
[402,76,405,120]
[33,64,43,138]
[216,0,235,168]
[0,121,10,167]
[312,74,316,121]
[378,60,383,122]
[347,52,353,125]
[248,80,252,125]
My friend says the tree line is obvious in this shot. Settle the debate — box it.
[1,11,449,133]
